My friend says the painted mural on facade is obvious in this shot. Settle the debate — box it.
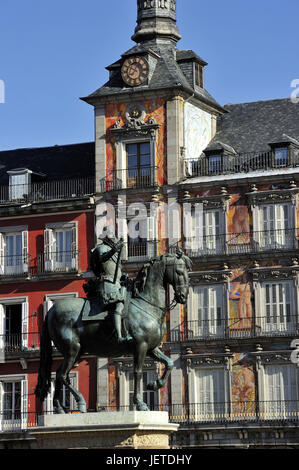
[184,101,212,161]
[105,98,167,185]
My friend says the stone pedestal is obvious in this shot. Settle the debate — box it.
[32,411,178,449]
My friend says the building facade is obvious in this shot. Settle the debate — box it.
[0,143,98,430]
[1,0,299,448]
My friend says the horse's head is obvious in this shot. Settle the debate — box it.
[164,249,192,305]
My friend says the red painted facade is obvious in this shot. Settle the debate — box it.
[0,205,98,419]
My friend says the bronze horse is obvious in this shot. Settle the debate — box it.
[35,251,191,413]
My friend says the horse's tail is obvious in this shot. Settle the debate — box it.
[35,313,53,402]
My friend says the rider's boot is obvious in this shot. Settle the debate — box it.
[114,309,133,344]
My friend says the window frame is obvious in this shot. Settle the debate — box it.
[187,283,227,339]
[115,136,157,189]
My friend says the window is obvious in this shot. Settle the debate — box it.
[259,204,293,249]
[122,216,157,261]
[187,208,223,255]
[194,62,204,88]
[0,377,27,430]
[126,142,152,188]
[127,371,159,411]
[8,171,30,201]
[188,285,225,338]
[44,373,78,413]
[208,155,222,174]
[0,300,29,351]
[261,282,294,334]
[5,304,22,351]
[44,224,77,272]
[194,368,226,421]
[263,364,298,418]
[0,230,28,276]
[274,147,288,167]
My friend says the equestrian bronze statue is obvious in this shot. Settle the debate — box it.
[35,237,191,414]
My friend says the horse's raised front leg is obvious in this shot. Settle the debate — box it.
[147,347,174,392]
[133,341,149,411]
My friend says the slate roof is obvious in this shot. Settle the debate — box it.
[209,98,299,154]
[81,46,225,113]
[0,142,94,185]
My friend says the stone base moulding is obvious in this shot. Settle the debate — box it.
[32,411,178,449]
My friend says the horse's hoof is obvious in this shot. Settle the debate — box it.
[54,407,66,414]
[136,402,149,411]
[147,381,158,391]
[78,404,87,413]
[147,379,163,391]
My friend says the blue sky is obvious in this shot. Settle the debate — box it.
[0,0,298,151]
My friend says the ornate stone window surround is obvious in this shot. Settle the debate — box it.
[113,357,160,409]
[251,266,299,327]
[188,270,231,325]
[110,106,160,190]
[251,350,299,406]
[184,352,233,413]
[181,194,230,251]
[248,188,298,237]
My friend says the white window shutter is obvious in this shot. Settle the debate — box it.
[21,380,28,429]
[44,229,54,271]
[71,226,78,270]
[187,286,194,321]
[0,382,3,431]
[0,233,5,275]
[22,302,29,350]
[147,216,157,258]
[43,299,52,319]
[22,231,28,274]
[183,205,193,251]
[118,218,128,260]
[193,205,203,251]
[0,304,5,351]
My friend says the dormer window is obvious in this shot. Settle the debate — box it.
[7,170,31,201]
[208,154,222,174]
[274,147,288,167]
[194,62,204,88]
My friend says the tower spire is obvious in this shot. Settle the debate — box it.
[132,0,181,45]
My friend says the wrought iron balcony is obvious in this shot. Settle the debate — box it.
[167,401,299,424]
[2,400,298,432]
[35,251,80,275]
[185,228,298,258]
[100,166,158,192]
[174,316,299,342]
[0,254,31,278]
[125,240,158,262]
[186,149,299,178]
[0,332,40,353]
[0,177,95,205]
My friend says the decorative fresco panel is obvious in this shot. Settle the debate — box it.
[105,98,167,185]
[184,102,212,161]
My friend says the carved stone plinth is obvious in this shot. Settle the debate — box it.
[32,412,178,449]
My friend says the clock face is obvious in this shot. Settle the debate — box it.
[121,56,149,87]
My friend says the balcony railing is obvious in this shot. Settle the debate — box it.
[186,150,299,178]
[100,166,158,192]
[0,254,31,278]
[0,177,95,205]
[35,251,80,275]
[0,332,40,353]
[126,240,158,262]
[168,401,299,424]
[185,228,298,258]
[175,316,299,342]
[1,400,299,432]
